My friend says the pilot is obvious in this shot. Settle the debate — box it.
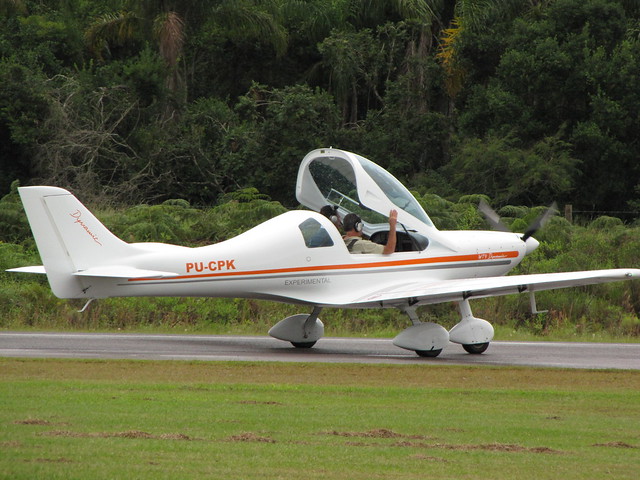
[343,210,397,254]
[320,205,342,230]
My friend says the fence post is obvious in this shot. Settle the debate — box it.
[564,204,573,224]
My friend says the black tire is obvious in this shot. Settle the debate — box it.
[463,342,489,354]
[415,349,442,358]
[291,341,316,348]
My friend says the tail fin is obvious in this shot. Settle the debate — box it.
[18,186,132,298]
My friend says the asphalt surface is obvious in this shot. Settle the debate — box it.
[1,332,639,369]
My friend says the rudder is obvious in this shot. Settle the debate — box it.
[18,186,131,298]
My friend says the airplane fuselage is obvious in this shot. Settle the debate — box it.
[80,211,528,308]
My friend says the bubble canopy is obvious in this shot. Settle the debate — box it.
[296,148,435,233]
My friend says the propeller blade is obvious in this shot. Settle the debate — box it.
[521,202,558,242]
[478,199,511,232]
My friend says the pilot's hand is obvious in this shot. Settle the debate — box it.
[389,209,398,228]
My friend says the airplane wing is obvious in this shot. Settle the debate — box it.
[346,268,640,307]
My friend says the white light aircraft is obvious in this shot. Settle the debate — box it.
[9,148,640,356]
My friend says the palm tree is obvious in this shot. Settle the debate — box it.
[212,0,288,57]
[86,1,287,96]
[85,2,185,93]
[314,0,440,118]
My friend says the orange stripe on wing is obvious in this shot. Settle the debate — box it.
[128,250,520,283]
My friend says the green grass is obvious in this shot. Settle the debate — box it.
[1,359,639,479]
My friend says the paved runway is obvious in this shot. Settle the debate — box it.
[1,332,638,369]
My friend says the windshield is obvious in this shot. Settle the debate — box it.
[355,154,433,227]
[299,148,435,230]
[309,157,388,224]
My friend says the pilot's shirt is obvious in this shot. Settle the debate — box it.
[343,236,384,254]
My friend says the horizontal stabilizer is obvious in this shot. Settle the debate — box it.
[73,266,180,279]
[6,266,46,274]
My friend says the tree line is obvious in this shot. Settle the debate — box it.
[1,0,640,218]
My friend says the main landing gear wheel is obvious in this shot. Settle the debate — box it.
[463,342,489,354]
[291,341,316,348]
[415,349,442,358]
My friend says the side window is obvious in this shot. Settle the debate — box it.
[298,218,334,248]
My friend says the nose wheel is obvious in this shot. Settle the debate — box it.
[415,349,443,358]
[291,341,317,348]
[462,342,489,354]
[393,307,450,357]
[269,306,324,348]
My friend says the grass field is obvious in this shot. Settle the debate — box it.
[1,359,639,480]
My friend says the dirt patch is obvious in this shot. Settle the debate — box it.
[329,434,561,454]
[469,443,560,454]
[226,432,276,443]
[325,428,431,440]
[394,442,561,454]
[160,433,193,440]
[32,457,73,464]
[39,430,195,441]
[40,430,85,438]
[14,418,52,426]
[1,441,22,448]
[14,418,69,427]
[344,441,371,447]
[236,400,284,406]
[593,441,637,449]
[410,454,448,462]
[112,430,155,439]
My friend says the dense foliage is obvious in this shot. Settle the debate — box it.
[0,0,639,216]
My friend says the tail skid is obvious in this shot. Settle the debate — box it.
[14,187,134,298]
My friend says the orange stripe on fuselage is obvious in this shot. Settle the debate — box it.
[128,250,520,283]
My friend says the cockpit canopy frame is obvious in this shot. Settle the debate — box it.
[296,148,437,238]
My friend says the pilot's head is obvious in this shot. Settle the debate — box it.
[343,213,363,234]
[320,205,341,227]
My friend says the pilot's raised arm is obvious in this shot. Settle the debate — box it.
[382,209,397,254]
[343,209,397,254]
